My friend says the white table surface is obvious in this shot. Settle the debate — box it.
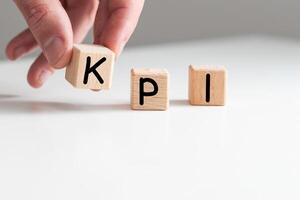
[0,36,300,200]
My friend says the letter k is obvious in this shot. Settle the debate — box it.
[83,56,106,85]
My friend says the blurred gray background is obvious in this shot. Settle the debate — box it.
[1,0,300,60]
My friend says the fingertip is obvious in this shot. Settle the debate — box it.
[5,42,16,61]
[27,55,54,88]
[6,29,38,61]
[6,43,32,61]
[27,73,42,88]
[97,42,119,57]
[93,38,121,59]
[27,68,54,88]
[27,67,43,88]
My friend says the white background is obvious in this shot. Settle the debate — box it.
[1,1,300,199]
[0,37,300,199]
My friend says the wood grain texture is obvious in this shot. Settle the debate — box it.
[131,68,169,110]
[189,65,227,106]
[65,44,115,90]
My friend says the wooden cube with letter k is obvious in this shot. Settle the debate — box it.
[65,44,115,90]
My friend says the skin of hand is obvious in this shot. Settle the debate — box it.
[6,0,144,88]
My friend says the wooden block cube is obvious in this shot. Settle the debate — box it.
[65,44,115,90]
[189,65,227,106]
[131,68,169,110]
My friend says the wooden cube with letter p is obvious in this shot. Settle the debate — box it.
[131,68,169,110]
[189,65,227,106]
[65,44,115,90]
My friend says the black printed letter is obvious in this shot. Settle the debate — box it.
[83,56,106,85]
[139,78,159,105]
[206,73,211,103]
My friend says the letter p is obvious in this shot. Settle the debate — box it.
[139,78,159,105]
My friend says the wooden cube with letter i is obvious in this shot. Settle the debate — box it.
[65,44,115,90]
[131,68,169,110]
[189,65,227,106]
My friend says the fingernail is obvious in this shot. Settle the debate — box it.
[43,36,64,65]
[38,69,52,84]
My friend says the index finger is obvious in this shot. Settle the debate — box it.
[13,0,73,68]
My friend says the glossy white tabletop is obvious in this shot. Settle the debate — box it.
[0,36,300,200]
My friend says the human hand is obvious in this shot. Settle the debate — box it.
[6,0,144,88]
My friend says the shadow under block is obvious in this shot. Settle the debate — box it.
[189,65,227,106]
[131,68,169,110]
[65,44,115,90]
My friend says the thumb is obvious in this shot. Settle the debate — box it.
[13,0,73,68]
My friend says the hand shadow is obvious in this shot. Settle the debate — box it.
[0,100,130,114]
[0,94,19,99]
[170,99,189,106]
[0,94,189,114]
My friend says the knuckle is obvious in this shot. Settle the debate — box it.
[25,3,50,30]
